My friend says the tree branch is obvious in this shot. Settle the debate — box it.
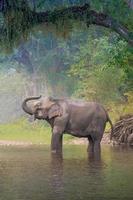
[31,3,133,46]
[1,3,133,46]
[87,10,133,46]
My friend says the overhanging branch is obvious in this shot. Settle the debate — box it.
[1,3,133,46]
[31,3,133,45]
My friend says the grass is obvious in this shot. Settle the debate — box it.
[0,118,73,144]
[0,119,50,144]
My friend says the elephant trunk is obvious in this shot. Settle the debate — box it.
[22,95,41,115]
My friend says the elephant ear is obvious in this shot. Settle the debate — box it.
[48,104,62,119]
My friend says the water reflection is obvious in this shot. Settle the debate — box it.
[50,150,106,200]
[50,154,64,200]
[0,145,132,200]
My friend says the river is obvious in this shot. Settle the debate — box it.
[0,145,133,200]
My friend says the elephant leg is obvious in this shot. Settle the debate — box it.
[93,140,101,159]
[51,126,63,154]
[87,136,94,153]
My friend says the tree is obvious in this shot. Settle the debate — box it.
[0,1,133,51]
[68,34,132,104]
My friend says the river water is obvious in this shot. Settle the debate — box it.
[0,145,133,200]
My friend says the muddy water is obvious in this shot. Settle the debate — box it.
[0,145,133,200]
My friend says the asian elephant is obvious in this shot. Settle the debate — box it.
[22,96,113,154]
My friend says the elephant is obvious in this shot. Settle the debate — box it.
[22,96,113,155]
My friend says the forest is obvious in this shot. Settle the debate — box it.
[0,0,132,144]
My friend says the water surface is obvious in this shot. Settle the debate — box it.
[0,145,133,200]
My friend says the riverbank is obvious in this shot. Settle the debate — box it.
[0,133,110,146]
[0,118,111,146]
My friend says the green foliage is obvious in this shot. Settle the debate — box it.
[68,35,132,103]
[90,0,133,30]
[0,1,33,51]
[107,91,133,124]
[0,0,132,51]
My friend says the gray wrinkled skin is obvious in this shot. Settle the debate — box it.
[22,96,113,156]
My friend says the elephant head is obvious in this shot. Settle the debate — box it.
[22,96,63,120]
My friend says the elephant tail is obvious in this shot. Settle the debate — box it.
[107,114,113,140]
